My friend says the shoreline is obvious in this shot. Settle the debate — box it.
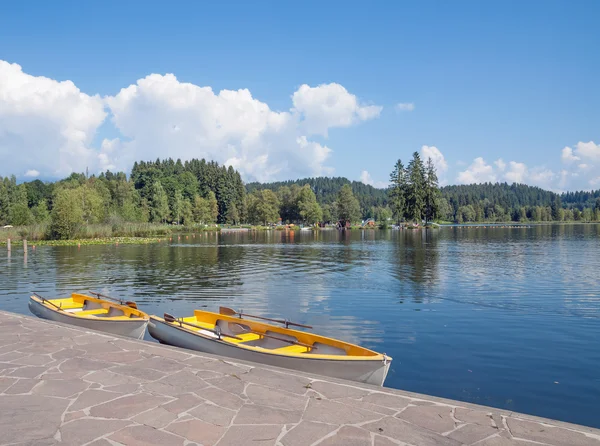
[1,221,599,246]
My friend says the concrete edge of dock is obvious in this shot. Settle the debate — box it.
[1,310,598,446]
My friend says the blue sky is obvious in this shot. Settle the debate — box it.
[1,1,598,190]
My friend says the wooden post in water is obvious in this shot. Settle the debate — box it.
[23,239,27,252]
[6,238,10,252]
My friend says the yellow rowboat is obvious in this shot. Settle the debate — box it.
[29,292,149,340]
[148,308,392,386]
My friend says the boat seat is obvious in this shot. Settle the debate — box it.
[77,309,111,316]
[226,333,261,344]
[48,299,83,310]
[274,344,311,354]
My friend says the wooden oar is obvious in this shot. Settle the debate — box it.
[219,307,313,329]
[231,323,317,350]
[32,292,63,311]
[163,313,243,340]
[88,290,138,309]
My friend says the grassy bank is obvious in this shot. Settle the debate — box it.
[0,222,223,245]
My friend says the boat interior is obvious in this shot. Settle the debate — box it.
[169,310,383,358]
[36,293,147,319]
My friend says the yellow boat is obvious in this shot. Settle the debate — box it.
[148,308,392,386]
[29,292,149,339]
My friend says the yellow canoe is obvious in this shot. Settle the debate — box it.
[29,292,149,339]
[148,309,392,386]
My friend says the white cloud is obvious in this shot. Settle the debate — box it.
[395,102,415,112]
[457,157,496,184]
[573,141,600,160]
[292,83,382,136]
[420,145,447,172]
[494,159,506,171]
[590,176,600,187]
[359,170,388,189]
[24,169,40,178]
[561,146,580,163]
[106,76,378,181]
[504,161,528,183]
[0,61,382,181]
[0,60,107,178]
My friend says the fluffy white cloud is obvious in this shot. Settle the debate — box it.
[420,145,447,172]
[0,60,107,178]
[561,146,580,163]
[494,159,506,171]
[573,141,600,160]
[292,83,382,136]
[0,61,382,181]
[359,170,388,189]
[24,169,40,178]
[504,161,528,183]
[395,102,415,112]
[457,157,497,184]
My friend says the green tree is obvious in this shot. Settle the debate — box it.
[225,203,239,224]
[334,184,360,224]
[406,152,426,223]
[151,181,170,223]
[423,157,440,224]
[31,200,50,223]
[321,204,333,223]
[181,199,193,225]
[207,191,219,223]
[50,188,84,239]
[297,185,322,224]
[172,190,184,224]
[8,185,33,226]
[388,159,407,224]
[80,184,106,224]
[0,179,9,225]
[247,190,280,225]
[551,195,562,221]
[192,195,210,224]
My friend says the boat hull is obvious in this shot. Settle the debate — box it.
[148,317,390,386]
[29,298,148,340]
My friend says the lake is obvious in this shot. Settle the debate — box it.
[1,225,599,428]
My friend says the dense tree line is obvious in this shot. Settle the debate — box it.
[2,157,600,240]
[247,177,386,218]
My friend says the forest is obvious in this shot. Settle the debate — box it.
[1,156,600,240]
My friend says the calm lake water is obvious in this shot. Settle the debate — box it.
[1,225,599,428]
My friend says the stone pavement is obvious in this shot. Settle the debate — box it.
[1,311,599,446]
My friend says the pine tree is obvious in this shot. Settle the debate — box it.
[423,157,440,225]
[406,152,426,223]
[388,159,406,225]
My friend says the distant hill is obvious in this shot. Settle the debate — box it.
[246,177,387,214]
[248,177,600,222]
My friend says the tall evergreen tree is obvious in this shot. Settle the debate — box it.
[388,159,406,225]
[423,157,440,224]
[406,152,426,223]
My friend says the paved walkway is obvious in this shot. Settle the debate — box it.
[1,311,599,446]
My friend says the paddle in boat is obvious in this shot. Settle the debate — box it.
[148,307,392,386]
[29,291,149,339]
